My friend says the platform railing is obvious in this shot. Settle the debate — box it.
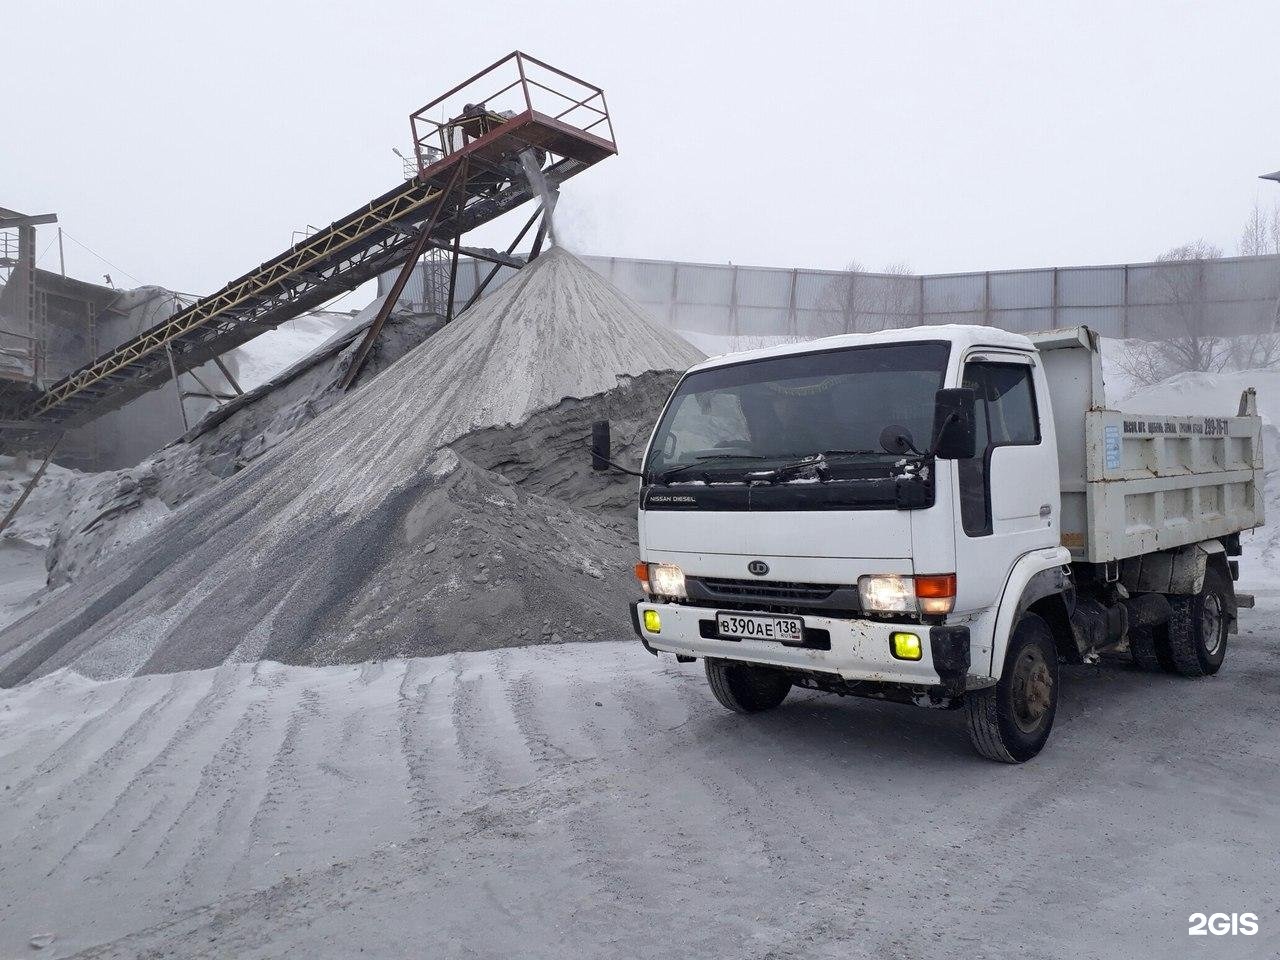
[408,51,614,175]
[0,231,18,284]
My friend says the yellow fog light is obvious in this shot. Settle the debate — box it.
[643,609,662,634]
[891,631,922,661]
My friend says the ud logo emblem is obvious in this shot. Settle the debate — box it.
[747,560,769,576]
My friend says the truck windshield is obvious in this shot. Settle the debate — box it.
[646,342,950,483]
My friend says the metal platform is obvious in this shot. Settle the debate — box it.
[2,52,614,437]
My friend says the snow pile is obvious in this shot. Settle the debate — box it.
[0,249,702,684]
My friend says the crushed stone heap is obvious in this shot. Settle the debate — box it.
[0,248,703,685]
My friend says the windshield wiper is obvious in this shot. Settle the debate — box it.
[656,454,769,485]
[744,450,884,484]
[810,449,883,459]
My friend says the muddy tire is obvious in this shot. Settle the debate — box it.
[705,659,791,713]
[965,613,1059,763]
[1167,566,1231,678]
[1129,624,1175,673]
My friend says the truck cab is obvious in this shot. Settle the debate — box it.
[619,325,1263,762]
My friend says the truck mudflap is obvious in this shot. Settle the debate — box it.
[929,625,970,695]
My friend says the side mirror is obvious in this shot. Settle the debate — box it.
[591,420,611,472]
[932,388,977,460]
[879,424,921,456]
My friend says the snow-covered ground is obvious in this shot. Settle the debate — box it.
[2,624,1279,958]
[1,324,1278,956]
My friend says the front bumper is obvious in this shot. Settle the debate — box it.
[631,600,970,692]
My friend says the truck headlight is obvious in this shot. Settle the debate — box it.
[647,563,687,600]
[858,574,915,613]
[858,573,956,616]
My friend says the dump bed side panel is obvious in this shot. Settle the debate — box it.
[1032,329,1102,560]
[1081,408,1264,563]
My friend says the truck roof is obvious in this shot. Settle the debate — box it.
[686,324,1038,374]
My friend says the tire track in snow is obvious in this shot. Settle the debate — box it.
[450,655,513,798]
[563,670,632,755]
[0,678,159,850]
[506,665,597,765]
[0,677,142,807]
[78,664,245,876]
[0,673,99,773]
[486,647,549,780]
[171,662,298,901]
[223,681,327,892]
[135,662,282,896]
[396,657,449,825]
[38,672,202,875]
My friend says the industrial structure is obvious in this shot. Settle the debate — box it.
[0,206,57,407]
[0,208,234,469]
[0,52,615,454]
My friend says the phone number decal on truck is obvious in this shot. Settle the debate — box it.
[1122,417,1229,437]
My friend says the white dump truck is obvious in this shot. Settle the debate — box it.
[594,325,1264,762]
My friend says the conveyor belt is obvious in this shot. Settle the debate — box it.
[4,108,612,436]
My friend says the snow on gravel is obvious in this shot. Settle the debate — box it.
[1,318,1277,956]
[2,616,1279,959]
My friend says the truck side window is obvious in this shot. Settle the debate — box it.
[958,360,1041,536]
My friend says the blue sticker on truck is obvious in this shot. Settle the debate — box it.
[1104,425,1121,470]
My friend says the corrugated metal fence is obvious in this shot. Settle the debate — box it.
[382,252,1280,342]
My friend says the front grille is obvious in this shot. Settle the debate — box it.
[698,577,837,603]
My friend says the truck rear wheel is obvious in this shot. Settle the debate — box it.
[1167,566,1230,677]
[705,659,792,713]
[1129,624,1175,673]
[965,613,1059,763]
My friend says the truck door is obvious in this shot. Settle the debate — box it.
[952,352,1059,616]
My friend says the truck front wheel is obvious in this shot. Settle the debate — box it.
[965,613,1059,763]
[705,659,792,713]
[1167,566,1230,677]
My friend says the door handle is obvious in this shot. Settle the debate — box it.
[1039,503,1053,518]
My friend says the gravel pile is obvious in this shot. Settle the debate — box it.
[0,248,702,685]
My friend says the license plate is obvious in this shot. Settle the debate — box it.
[715,611,805,644]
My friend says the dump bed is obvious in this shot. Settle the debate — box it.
[1030,327,1265,564]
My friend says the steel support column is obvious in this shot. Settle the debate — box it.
[460,205,543,314]
[341,160,469,390]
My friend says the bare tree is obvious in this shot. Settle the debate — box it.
[821,260,917,334]
[732,334,805,352]
[1234,200,1280,369]
[1118,240,1226,386]
[1239,199,1280,256]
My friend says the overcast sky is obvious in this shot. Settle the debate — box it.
[5,0,1278,303]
